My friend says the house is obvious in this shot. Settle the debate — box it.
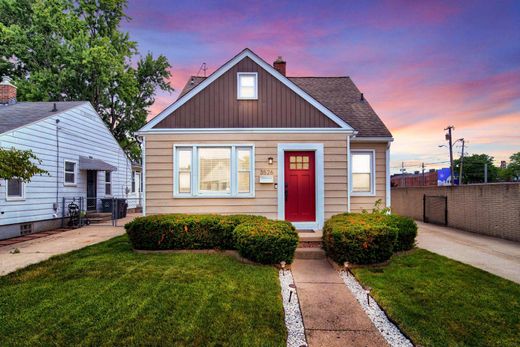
[0,77,142,240]
[137,49,392,230]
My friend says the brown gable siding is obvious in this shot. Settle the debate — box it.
[154,57,340,129]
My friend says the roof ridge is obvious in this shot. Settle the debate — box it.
[288,76,350,78]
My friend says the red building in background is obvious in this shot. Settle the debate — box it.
[391,170,438,187]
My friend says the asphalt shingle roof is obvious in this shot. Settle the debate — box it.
[0,101,87,134]
[178,76,391,137]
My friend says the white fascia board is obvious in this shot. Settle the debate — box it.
[136,128,356,135]
[351,136,394,142]
[139,48,354,132]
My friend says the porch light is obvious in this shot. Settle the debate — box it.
[268,157,274,165]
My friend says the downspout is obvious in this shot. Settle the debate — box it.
[141,136,146,216]
[54,119,60,215]
[386,142,391,210]
[347,134,351,212]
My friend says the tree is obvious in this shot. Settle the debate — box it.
[0,148,48,181]
[499,152,520,182]
[0,0,173,161]
[454,154,498,184]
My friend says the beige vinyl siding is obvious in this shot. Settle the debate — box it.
[144,133,388,220]
[350,142,388,212]
[145,133,348,219]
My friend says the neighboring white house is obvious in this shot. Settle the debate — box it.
[0,77,141,240]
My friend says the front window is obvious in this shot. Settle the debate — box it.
[237,73,258,99]
[105,172,112,195]
[351,151,375,194]
[64,160,76,185]
[6,178,24,200]
[174,145,254,197]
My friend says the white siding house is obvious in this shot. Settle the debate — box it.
[0,99,141,240]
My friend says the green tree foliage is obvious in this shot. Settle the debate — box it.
[0,0,173,161]
[0,148,48,181]
[454,154,498,184]
[498,152,520,181]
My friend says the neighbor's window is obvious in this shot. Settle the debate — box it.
[131,171,136,193]
[105,171,112,195]
[174,145,254,197]
[64,160,77,185]
[351,151,375,194]
[237,73,258,99]
[6,178,24,200]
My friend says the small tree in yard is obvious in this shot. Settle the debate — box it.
[0,148,48,181]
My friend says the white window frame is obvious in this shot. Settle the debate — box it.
[173,144,255,198]
[63,160,78,186]
[5,178,25,201]
[105,171,112,196]
[237,72,258,100]
[350,149,376,196]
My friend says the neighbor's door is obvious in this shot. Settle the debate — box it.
[284,151,316,222]
[86,170,97,211]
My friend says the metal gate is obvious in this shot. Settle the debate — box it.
[423,195,448,225]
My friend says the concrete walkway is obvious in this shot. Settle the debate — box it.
[0,214,137,276]
[417,221,520,284]
[291,259,387,347]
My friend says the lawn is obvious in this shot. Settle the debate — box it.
[0,236,286,346]
[352,249,520,347]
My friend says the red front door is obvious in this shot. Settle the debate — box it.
[284,151,316,222]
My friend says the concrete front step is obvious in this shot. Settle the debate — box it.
[299,240,322,248]
[295,247,326,259]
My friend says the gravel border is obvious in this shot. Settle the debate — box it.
[279,269,307,347]
[340,271,413,347]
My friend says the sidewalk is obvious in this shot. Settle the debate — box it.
[417,221,520,284]
[0,214,137,276]
[291,259,387,347]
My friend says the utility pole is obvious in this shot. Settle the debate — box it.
[445,126,455,186]
[484,163,488,183]
[459,138,465,185]
[422,162,425,186]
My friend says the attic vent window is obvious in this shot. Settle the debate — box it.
[237,72,258,100]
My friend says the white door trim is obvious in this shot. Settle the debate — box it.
[277,143,324,230]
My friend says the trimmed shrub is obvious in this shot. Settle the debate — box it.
[233,220,299,264]
[386,214,417,251]
[323,213,398,265]
[125,214,267,250]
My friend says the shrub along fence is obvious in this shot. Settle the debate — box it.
[125,214,299,264]
[322,213,417,265]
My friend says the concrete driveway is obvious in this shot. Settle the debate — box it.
[417,221,520,284]
[0,214,138,276]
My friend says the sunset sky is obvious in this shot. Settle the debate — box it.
[122,0,520,173]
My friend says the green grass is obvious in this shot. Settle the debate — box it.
[352,249,520,347]
[0,236,286,346]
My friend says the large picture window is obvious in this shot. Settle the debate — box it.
[351,150,375,195]
[174,145,254,197]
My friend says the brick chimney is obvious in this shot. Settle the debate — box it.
[0,76,17,105]
[273,56,286,76]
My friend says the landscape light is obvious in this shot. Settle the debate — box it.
[280,261,286,275]
[365,287,372,305]
[343,261,349,275]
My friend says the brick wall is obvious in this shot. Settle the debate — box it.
[391,183,520,242]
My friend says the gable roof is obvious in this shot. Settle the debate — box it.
[139,48,354,132]
[179,76,391,137]
[0,101,87,134]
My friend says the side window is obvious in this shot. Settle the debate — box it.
[105,171,112,195]
[64,160,77,185]
[6,179,24,200]
[237,73,258,99]
[351,151,375,194]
